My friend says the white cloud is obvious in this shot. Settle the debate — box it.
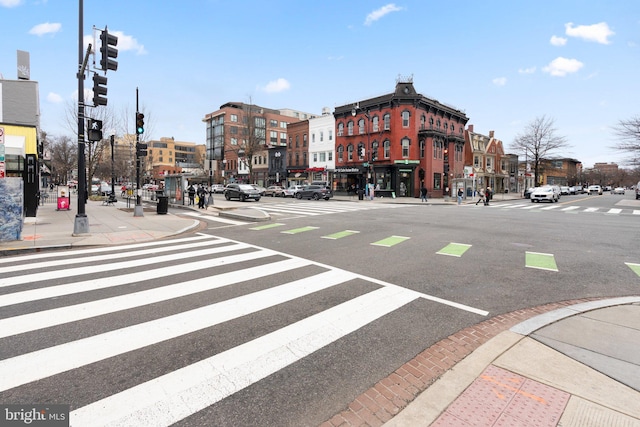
[260,78,291,94]
[542,57,584,76]
[46,92,63,103]
[0,0,22,7]
[364,3,404,26]
[29,22,61,36]
[492,77,507,86]
[550,35,567,46]
[110,31,146,55]
[565,22,614,44]
[518,67,536,74]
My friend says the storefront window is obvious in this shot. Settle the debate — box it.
[433,172,442,190]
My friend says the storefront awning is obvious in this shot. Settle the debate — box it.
[1,124,38,157]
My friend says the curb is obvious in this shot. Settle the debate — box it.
[320,297,602,427]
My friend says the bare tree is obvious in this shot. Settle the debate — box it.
[510,115,570,186]
[611,115,640,166]
[49,135,78,184]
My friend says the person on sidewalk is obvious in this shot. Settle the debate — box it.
[475,188,485,205]
[485,186,492,206]
[197,185,206,209]
[187,184,196,206]
[457,187,464,205]
[420,186,428,202]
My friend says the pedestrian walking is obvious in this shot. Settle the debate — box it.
[420,186,428,202]
[457,187,464,205]
[187,184,196,206]
[485,186,492,206]
[475,188,485,205]
[197,185,206,209]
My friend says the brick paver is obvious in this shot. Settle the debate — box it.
[319,298,599,427]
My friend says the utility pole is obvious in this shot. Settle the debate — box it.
[134,88,144,217]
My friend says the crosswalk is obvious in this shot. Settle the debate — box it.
[253,201,406,218]
[0,234,486,426]
[482,202,640,215]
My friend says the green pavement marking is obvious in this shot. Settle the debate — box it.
[281,226,319,235]
[322,230,360,240]
[249,223,285,230]
[437,243,472,257]
[526,251,558,271]
[625,262,640,277]
[371,235,410,247]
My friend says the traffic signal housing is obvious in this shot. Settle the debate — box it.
[92,73,108,106]
[136,113,145,135]
[100,28,118,72]
[136,142,148,157]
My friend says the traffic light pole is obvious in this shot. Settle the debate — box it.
[134,88,144,217]
[73,0,90,235]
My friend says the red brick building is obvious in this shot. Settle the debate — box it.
[333,78,468,198]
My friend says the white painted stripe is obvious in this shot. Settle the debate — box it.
[505,204,528,209]
[0,240,248,288]
[584,207,599,212]
[561,206,580,211]
[634,210,640,215]
[69,286,416,426]
[256,206,322,215]
[0,246,280,311]
[0,257,310,339]
[0,234,213,266]
[521,205,539,209]
[0,268,360,392]
[606,208,622,214]
[540,205,560,210]
[182,212,247,225]
[0,238,227,274]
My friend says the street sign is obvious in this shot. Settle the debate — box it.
[363,162,369,167]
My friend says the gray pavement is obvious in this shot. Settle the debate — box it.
[2,193,639,426]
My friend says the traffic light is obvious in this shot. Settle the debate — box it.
[99,28,118,72]
[92,73,108,106]
[136,142,148,157]
[136,113,145,135]
[87,119,103,141]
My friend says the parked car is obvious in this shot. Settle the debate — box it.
[264,185,285,197]
[100,182,112,195]
[250,184,266,196]
[530,185,560,203]
[612,187,626,195]
[560,186,570,195]
[604,185,612,192]
[569,185,584,195]
[211,184,225,194]
[224,183,261,202]
[295,185,333,200]
[587,185,603,195]
[283,185,304,197]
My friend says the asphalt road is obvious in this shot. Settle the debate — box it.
[1,191,638,426]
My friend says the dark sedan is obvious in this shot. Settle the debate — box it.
[224,184,261,202]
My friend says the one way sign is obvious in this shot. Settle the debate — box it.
[88,119,103,142]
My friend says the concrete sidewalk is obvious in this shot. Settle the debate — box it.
[2,193,639,427]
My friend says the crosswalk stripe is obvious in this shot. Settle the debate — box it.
[0,256,308,336]
[562,206,580,211]
[0,234,213,266]
[606,208,622,214]
[0,237,228,274]
[525,251,558,272]
[626,263,640,276]
[69,286,417,426]
[371,235,410,247]
[182,211,248,225]
[540,205,561,210]
[634,210,640,215]
[437,243,472,257]
[584,207,599,212]
[281,226,319,234]
[322,230,360,240]
[0,269,360,393]
[0,240,248,288]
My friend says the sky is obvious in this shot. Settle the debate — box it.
[1,0,639,168]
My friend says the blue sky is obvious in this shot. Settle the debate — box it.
[1,0,639,168]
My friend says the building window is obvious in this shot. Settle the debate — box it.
[338,145,344,162]
[338,122,344,136]
[270,119,278,127]
[433,173,441,190]
[319,152,326,162]
[303,152,307,164]
[288,136,292,148]
[419,139,425,158]
[230,126,238,135]
[270,130,277,144]
[303,134,307,146]
[401,138,410,158]
[347,144,354,161]
[420,115,426,130]
[313,152,318,162]
[320,131,323,142]
[359,119,365,134]
[383,139,390,158]
[383,114,390,130]
[455,144,463,162]
[347,121,354,136]
[372,116,379,132]
[230,114,238,122]
[402,111,410,127]
[328,130,333,140]
[433,140,442,159]
[474,155,480,168]
[328,152,332,161]
[312,133,315,143]
[486,157,493,170]
[295,135,299,147]
[436,119,441,130]
[231,137,238,145]
[280,132,286,145]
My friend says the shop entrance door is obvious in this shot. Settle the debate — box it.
[398,172,413,197]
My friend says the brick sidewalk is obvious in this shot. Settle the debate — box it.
[320,298,600,427]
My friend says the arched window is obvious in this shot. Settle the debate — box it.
[419,139,425,158]
[337,145,344,162]
[383,113,390,130]
[338,122,344,136]
[401,137,410,157]
[358,119,365,134]
[347,121,354,136]
[372,116,380,132]
[347,144,354,161]
[383,139,391,158]
[420,115,426,130]
[402,111,410,127]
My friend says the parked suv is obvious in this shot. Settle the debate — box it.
[224,184,261,202]
[295,185,333,200]
[530,185,560,203]
[587,185,603,195]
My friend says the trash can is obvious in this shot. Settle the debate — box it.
[157,195,169,215]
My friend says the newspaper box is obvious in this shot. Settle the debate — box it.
[57,185,70,210]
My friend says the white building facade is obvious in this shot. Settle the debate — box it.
[308,108,335,186]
